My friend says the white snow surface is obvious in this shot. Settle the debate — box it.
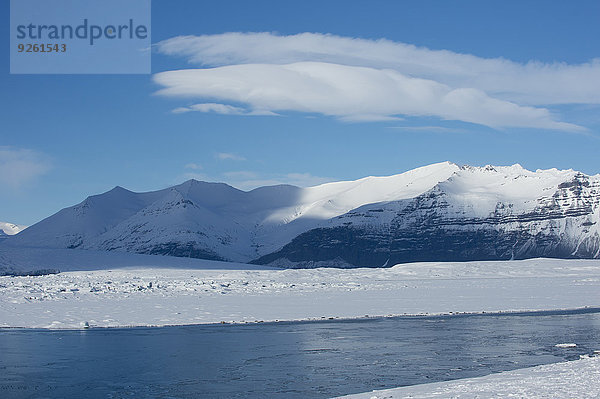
[338,355,600,399]
[0,248,598,329]
[0,222,27,236]
[268,161,460,222]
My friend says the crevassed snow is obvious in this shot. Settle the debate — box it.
[338,355,600,399]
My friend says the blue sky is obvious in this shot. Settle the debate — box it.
[2,0,600,225]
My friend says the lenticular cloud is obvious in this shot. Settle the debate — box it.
[153,32,594,131]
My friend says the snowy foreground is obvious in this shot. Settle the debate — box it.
[0,248,599,329]
[338,355,600,399]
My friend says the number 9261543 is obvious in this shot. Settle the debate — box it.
[17,43,67,53]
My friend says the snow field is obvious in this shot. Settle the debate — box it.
[1,255,599,329]
[338,355,600,399]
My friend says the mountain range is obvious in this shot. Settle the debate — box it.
[5,162,599,267]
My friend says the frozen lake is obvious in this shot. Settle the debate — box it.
[1,310,599,399]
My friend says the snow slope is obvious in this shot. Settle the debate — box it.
[339,355,600,399]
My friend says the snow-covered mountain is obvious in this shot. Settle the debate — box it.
[0,222,27,238]
[6,162,600,267]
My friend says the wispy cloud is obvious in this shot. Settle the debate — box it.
[0,147,51,189]
[222,170,259,179]
[173,102,278,116]
[387,125,471,133]
[154,32,591,131]
[184,162,203,170]
[216,152,246,161]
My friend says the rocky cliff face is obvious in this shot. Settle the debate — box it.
[6,163,600,267]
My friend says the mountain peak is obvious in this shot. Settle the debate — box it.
[108,185,133,194]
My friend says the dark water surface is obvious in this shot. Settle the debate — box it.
[1,310,599,399]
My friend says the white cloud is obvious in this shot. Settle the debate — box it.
[157,32,600,105]
[0,147,51,189]
[173,102,278,116]
[154,62,581,131]
[216,152,246,161]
